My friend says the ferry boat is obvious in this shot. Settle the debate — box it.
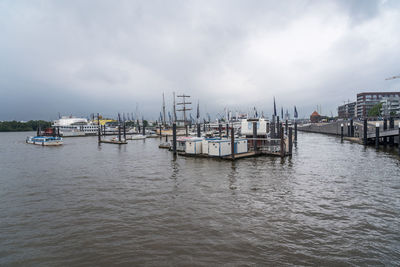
[26,136,63,146]
[53,116,98,136]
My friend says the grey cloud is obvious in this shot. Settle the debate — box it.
[1,0,400,120]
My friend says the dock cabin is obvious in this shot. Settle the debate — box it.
[241,118,268,136]
[185,139,203,154]
[208,139,248,157]
[175,137,202,152]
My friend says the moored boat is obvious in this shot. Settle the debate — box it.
[26,136,63,146]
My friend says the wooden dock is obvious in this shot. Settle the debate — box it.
[176,150,290,160]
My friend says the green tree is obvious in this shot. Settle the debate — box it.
[368,103,382,117]
[0,120,52,132]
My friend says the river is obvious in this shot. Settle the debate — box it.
[0,132,399,265]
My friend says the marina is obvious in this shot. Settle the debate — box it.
[1,131,399,266]
[2,1,400,265]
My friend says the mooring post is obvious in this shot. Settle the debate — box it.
[375,122,380,149]
[350,119,354,137]
[219,124,222,138]
[276,116,280,138]
[285,120,288,135]
[347,122,351,137]
[294,121,297,142]
[103,124,106,135]
[118,123,122,142]
[383,118,387,146]
[289,127,293,155]
[389,117,394,146]
[172,123,177,155]
[398,122,400,156]
[185,124,188,137]
[137,120,141,134]
[123,121,126,140]
[226,123,229,137]
[341,123,344,141]
[97,113,101,143]
[231,127,235,160]
[280,127,285,158]
[267,122,270,136]
[271,116,275,138]
[363,118,368,145]
[197,123,201,137]
[159,125,162,140]
[203,122,206,132]
[142,124,146,136]
[253,121,257,152]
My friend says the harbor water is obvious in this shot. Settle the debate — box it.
[0,132,399,265]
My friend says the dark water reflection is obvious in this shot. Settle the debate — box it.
[0,132,399,266]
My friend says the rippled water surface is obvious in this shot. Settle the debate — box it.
[1,132,399,266]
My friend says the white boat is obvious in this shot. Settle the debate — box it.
[53,116,98,136]
[127,135,146,140]
[26,136,63,146]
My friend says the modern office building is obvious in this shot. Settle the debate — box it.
[356,92,400,118]
[380,96,400,117]
[338,102,356,119]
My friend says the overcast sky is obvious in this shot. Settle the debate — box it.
[1,0,400,121]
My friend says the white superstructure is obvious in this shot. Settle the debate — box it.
[53,116,98,135]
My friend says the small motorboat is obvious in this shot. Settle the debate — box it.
[26,136,63,146]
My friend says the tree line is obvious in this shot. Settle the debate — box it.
[0,120,52,132]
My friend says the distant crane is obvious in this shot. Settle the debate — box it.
[385,74,400,80]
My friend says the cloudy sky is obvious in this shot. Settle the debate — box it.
[1,0,400,121]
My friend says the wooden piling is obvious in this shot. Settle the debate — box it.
[271,116,275,138]
[383,118,387,146]
[289,127,293,155]
[173,123,177,155]
[203,122,206,132]
[253,121,257,152]
[350,119,354,137]
[219,124,222,138]
[347,122,350,137]
[294,121,297,142]
[341,123,344,141]
[185,124,188,137]
[226,123,229,137]
[276,116,280,138]
[231,127,235,160]
[118,123,121,142]
[137,120,141,133]
[123,121,126,141]
[280,127,284,158]
[375,122,379,149]
[389,117,394,146]
[398,122,400,156]
[159,125,162,140]
[285,120,288,135]
[97,113,101,143]
[363,119,368,145]
[197,123,201,137]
